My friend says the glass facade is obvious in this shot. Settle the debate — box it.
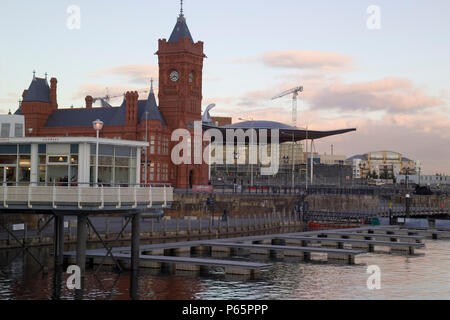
[90,144,137,185]
[0,144,24,185]
[0,141,140,186]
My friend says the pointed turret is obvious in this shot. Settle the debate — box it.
[22,76,51,103]
[168,2,193,43]
[140,79,167,125]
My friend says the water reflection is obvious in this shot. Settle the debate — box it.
[0,241,450,300]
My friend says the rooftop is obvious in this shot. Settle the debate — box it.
[22,77,50,103]
[168,14,194,43]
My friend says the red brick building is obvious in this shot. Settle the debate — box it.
[14,11,208,189]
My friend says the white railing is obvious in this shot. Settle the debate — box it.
[0,185,174,209]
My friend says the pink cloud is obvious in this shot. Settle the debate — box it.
[309,77,443,113]
[234,50,354,73]
[90,64,158,84]
[261,50,354,70]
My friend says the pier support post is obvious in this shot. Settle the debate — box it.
[53,214,65,267]
[75,213,88,300]
[130,212,141,299]
[187,217,191,235]
[105,218,110,239]
[162,218,166,236]
[217,218,221,235]
[131,212,141,272]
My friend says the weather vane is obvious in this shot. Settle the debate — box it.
[180,0,184,16]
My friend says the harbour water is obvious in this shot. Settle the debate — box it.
[0,239,449,300]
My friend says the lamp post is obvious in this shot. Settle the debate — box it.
[238,117,254,186]
[145,111,149,185]
[405,193,410,220]
[92,119,104,187]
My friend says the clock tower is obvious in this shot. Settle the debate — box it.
[157,8,208,189]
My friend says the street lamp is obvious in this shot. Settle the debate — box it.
[238,117,255,186]
[144,111,149,185]
[92,119,104,187]
[405,193,411,220]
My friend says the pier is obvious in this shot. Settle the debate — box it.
[60,223,450,283]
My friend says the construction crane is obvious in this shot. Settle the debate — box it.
[92,88,150,108]
[271,86,303,127]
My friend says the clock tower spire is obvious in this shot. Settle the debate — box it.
[156,4,208,189]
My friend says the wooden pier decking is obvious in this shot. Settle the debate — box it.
[204,241,364,264]
[273,235,425,254]
[310,231,424,243]
[348,227,450,240]
[63,224,438,280]
[65,250,271,277]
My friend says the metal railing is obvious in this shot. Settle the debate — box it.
[177,184,413,196]
[0,182,173,210]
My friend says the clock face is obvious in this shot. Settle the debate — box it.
[189,72,194,83]
[169,70,179,82]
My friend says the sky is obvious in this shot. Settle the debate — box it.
[0,0,449,174]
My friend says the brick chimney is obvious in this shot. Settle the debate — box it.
[125,91,139,126]
[85,95,93,109]
[50,77,58,109]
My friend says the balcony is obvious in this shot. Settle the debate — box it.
[0,183,173,213]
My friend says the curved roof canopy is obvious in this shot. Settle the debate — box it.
[203,120,356,144]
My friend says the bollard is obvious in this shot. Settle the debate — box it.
[7,224,10,246]
[39,222,43,244]
[105,218,110,239]
[279,212,282,228]
[24,223,27,245]
[209,216,212,234]
[187,216,191,235]
[121,217,125,239]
